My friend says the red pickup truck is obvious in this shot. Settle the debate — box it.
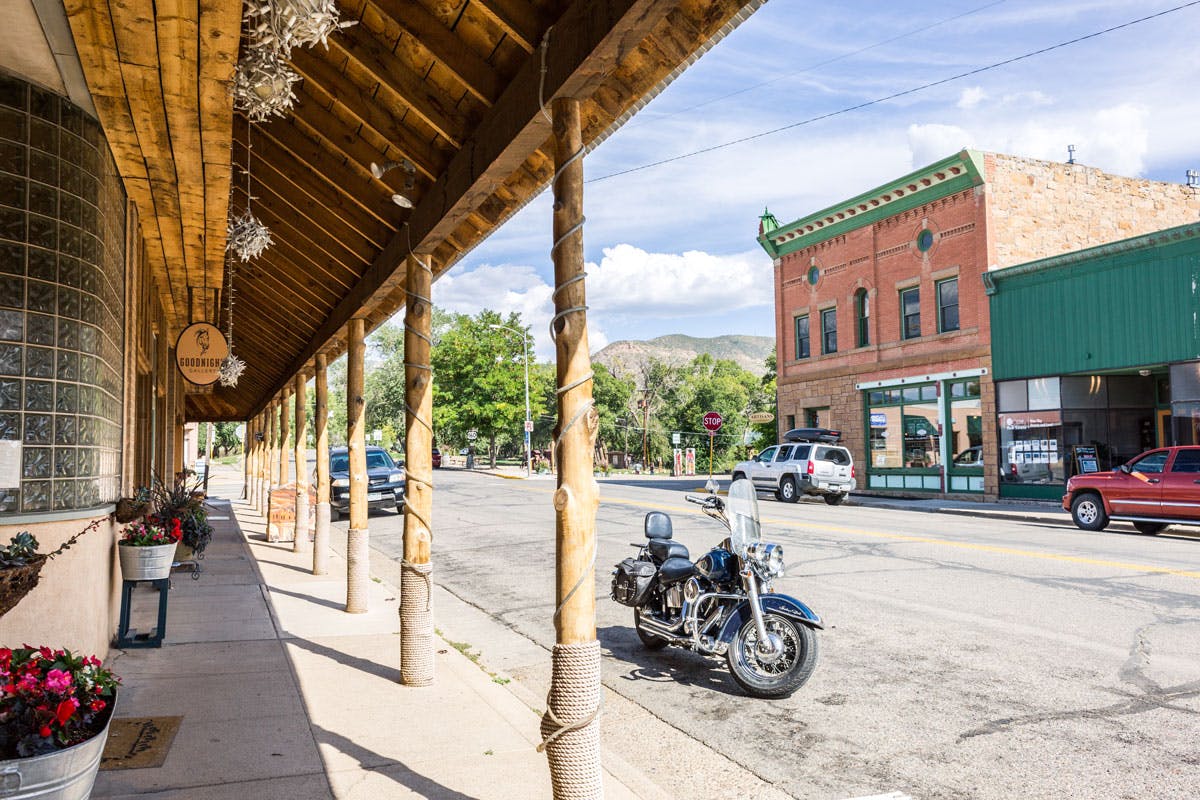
[1063,446,1200,535]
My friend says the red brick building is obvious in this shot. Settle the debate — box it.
[758,150,1200,499]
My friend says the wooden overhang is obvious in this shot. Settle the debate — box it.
[64,0,764,421]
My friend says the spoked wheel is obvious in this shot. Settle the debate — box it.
[634,607,668,650]
[726,612,818,699]
[776,477,799,503]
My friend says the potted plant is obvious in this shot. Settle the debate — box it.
[113,486,151,524]
[0,521,103,619]
[150,472,212,561]
[117,519,180,581]
[0,646,119,799]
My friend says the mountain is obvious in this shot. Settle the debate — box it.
[593,334,774,380]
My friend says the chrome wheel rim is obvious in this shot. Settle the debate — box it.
[1077,500,1098,524]
[737,616,800,678]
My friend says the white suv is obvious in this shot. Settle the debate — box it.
[732,428,856,505]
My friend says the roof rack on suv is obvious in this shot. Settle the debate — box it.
[782,427,842,444]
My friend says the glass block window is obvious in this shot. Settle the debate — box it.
[0,74,125,515]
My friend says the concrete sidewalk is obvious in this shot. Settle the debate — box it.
[94,476,644,799]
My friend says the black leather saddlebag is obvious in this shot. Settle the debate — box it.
[611,558,656,606]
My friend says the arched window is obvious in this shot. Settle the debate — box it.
[855,289,870,347]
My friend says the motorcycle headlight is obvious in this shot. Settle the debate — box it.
[747,542,785,578]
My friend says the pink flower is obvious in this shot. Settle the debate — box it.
[16,673,40,693]
[45,669,73,693]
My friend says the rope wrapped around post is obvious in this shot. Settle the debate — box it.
[399,560,434,686]
[345,528,369,614]
[538,640,603,799]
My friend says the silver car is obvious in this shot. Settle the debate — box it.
[732,429,856,505]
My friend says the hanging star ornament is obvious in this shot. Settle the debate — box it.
[227,209,273,262]
[232,47,300,121]
[219,353,247,387]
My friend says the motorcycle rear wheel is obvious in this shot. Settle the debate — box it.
[634,607,669,649]
[726,613,818,699]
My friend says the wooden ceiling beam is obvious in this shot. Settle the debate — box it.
[236,114,402,232]
[365,0,502,105]
[228,190,361,293]
[288,48,445,182]
[329,24,470,148]
[233,138,393,251]
[256,0,675,414]
[236,242,345,313]
[467,0,546,52]
[197,0,242,294]
[232,180,372,271]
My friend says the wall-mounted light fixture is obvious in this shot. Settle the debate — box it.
[370,159,417,208]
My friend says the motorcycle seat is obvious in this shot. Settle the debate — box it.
[644,511,673,539]
[648,538,689,564]
[658,556,696,585]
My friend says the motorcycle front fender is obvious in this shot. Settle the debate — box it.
[717,594,824,643]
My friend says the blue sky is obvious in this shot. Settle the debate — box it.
[431,0,1200,359]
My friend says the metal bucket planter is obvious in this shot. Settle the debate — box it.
[117,543,175,581]
[0,698,114,800]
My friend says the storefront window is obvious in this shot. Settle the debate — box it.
[1172,402,1199,445]
[948,380,982,466]
[998,410,1063,484]
[867,384,940,471]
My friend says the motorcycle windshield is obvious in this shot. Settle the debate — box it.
[726,478,761,557]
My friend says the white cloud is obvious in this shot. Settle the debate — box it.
[956,86,987,109]
[586,244,773,318]
[906,103,1150,177]
[907,123,972,167]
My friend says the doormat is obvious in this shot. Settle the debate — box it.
[100,716,183,770]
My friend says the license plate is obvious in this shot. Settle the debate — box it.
[367,492,386,501]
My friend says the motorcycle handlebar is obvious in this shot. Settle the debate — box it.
[685,494,724,510]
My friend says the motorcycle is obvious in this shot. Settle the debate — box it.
[610,478,821,698]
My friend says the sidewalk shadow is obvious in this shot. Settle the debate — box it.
[597,624,742,697]
[283,636,400,684]
[310,722,481,800]
[268,584,348,612]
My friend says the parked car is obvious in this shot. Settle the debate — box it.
[327,445,405,520]
[1063,445,1200,535]
[731,428,856,504]
[952,446,983,467]
[432,447,442,468]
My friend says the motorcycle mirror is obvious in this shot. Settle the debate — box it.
[705,478,718,495]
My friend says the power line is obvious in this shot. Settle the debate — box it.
[626,0,1008,126]
[589,1,1200,184]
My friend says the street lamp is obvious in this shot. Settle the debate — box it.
[489,323,532,478]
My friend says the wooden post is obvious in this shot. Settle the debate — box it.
[313,354,331,575]
[345,318,369,613]
[541,96,602,798]
[402,253,435,686]
[266,401,279,540]
[243,418,253,502]
[204,421,214,496]
[278,388,291,489]
[257,411,269,512]
[294,373,310,554]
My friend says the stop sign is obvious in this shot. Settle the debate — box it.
[702,412,723,434]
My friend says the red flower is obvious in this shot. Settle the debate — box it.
[89,699,106,712]
[54,699,77,726]
[170,518,183,543]
[38,725,51,738]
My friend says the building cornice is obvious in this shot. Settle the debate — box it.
[982,221,1200,296]
[758,150,987,260]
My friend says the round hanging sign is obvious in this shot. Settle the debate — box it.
[175,322,229,386]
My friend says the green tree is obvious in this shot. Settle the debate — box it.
[364,321,407,435]
[432,310,544,467]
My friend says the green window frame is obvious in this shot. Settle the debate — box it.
[900,286,921,340]
[854,289,869,347]
[821,307,837,354]
[937,277,959,333]
[794,315,810,360]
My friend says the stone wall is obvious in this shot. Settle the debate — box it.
[985,152,1200,269]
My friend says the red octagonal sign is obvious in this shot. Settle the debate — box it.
[702,412,723,433]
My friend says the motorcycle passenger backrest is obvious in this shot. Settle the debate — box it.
[644,511,673,539]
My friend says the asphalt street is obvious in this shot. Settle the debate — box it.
[336,470,1200,800]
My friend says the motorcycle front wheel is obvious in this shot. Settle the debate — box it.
[726,613,818,699]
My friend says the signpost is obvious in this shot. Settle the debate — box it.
[702,412,723,482]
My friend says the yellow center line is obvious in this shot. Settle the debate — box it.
[509,482,1200,580]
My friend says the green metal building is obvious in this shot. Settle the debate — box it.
[985,222,1200,499]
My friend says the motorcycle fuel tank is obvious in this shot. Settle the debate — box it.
[695,547,735,584]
